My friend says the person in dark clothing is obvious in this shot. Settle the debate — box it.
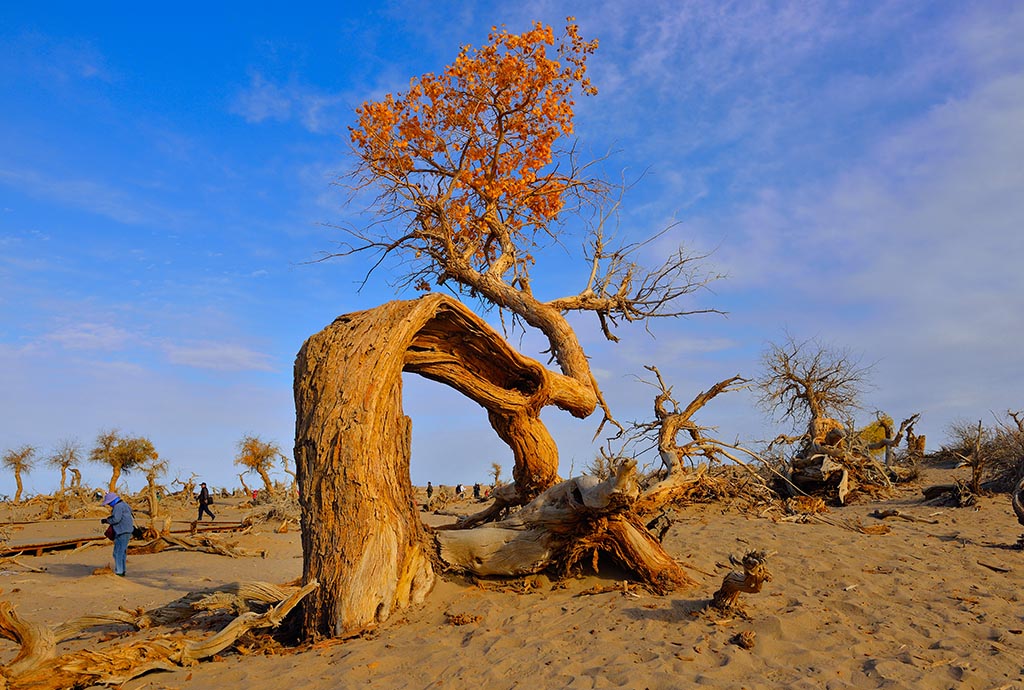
[426,482,433,499]
[101,492,134,577]
[197,482,216,521]
[473,482,481,499]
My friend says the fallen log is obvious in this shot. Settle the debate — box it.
[436,461,694,593]
[0,522,250,559]
[0,580,317,690]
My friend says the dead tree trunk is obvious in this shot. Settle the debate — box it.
[237,472,251,497]
[867,413,920,467]
[294,295,692,638]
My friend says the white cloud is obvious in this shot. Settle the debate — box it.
[0,166,176,226]
[45,323,133,351]
[229,72,348,134]
[230,72,292,124]
[163,341,275,372]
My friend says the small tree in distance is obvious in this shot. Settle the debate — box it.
[90,430,159,493]
[234,435,282,496]
[47,439,82,495]
[757,334,872,443]
[2,445,36,503]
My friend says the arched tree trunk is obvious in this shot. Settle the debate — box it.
[295,299,441,638]
[69,468,81,489]
[295,295,686,639]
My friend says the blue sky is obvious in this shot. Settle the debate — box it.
[2,1,1022,498]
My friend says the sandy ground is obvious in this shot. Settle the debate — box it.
[1,465,1022,690]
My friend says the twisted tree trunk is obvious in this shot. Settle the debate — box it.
[294,295,690,638]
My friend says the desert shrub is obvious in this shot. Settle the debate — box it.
[937,415,1024,493]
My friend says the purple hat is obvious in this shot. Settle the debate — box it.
[102,492,118,506]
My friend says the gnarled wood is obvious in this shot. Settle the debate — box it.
[1012,475,1024,528]
[295,295,570,637]
[295,295,703,638]
[710,550,772,610]
[437,460,693,592]
[0,581,317,690]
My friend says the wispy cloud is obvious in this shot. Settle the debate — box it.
[45,322,133,351]
[163,341,275,372]
[229,71,347,134]
[0,166,165,226]
[0,32,114,87]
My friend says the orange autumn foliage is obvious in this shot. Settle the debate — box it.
[349,19,598,283]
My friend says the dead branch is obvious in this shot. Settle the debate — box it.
[0,581,317,689]
[710,551,773,611]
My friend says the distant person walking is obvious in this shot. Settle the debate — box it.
[426,482,433,499]
[197,482,216,521]
[473,482,481,499]
[101,492,134,577]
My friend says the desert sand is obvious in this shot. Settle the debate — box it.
[1,464,1022,690]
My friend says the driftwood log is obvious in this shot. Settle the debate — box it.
[0,581,317,690]
[294,295,695,638]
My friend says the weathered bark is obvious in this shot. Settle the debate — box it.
[1012,475,1024,528]
[145,477,160,519]
[295,295,690,638]
[436,460,693,592]
[257,467,276,496]
[295,298,443,638]
[69,468,81,489]
[238,472,252,496]
[13,471,24,503]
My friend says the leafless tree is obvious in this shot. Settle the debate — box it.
[757,335,872,441]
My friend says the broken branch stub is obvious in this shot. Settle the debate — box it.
[711,550,773,611]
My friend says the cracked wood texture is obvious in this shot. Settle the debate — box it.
[294,294,577,637]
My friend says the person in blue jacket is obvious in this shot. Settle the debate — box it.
[101,492,134,577]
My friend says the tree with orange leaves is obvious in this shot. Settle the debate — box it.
[296,20,718,637]
[336,19,716,432]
